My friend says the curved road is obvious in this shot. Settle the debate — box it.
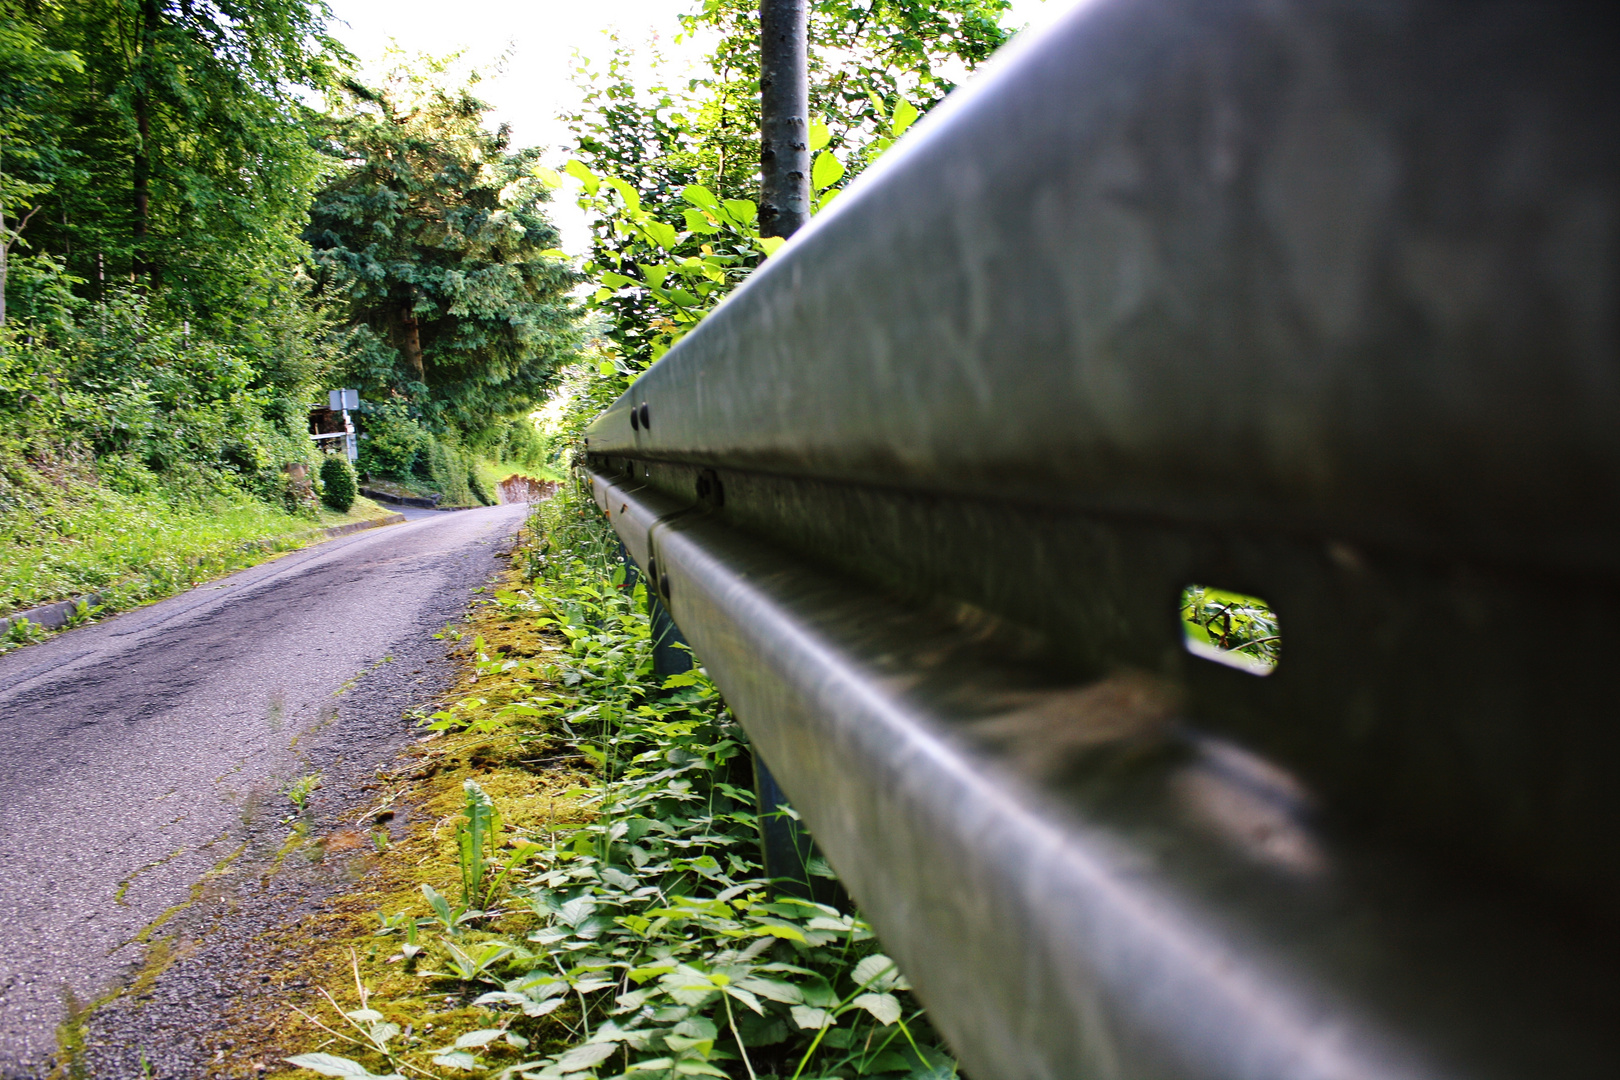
[0,504,527,1077]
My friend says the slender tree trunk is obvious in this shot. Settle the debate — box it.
[759,0,809,239]
[1,140,7,326]
[0,204,41,327]
[132,0,161,284]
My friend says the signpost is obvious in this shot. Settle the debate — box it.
[314,387,360,463]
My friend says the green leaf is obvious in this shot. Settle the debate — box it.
[430,1051,479,1070]
[644,219,679,250]
[564,159,600,195]
[605,176,643,213]
[723,985,764,1014]
[453,1029,507,1049]
[808,118,831,152]
[799,974,839,1007]
[683,208,719,234]
[812,151,845,192]
[853,954,899,991]
[422,884,452,922]
[555,1041,620,1070]
[853,992,902,1025]
[749,917,807,942]
[720,199,757,225]
[660,964,723,1005]
[283,1054,400,1079]
[735,976,803,1004]
[681,184,719,209]
[891,98,920,138]
[791,1005,834,1030]
[473,991,527,1008]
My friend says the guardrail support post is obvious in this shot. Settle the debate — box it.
[630,545,825,900]
[754,754,831,902]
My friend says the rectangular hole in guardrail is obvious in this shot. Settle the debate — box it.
[1181,585,1280,675]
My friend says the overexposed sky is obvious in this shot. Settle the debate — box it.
[321,0,1062,252]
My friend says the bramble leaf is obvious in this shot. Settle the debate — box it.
[791,1005,834,1030]
[283,1054,401,1079]
[853,992,902,1025]
[555,1041,620,1070]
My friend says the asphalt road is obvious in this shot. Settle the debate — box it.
[0,503,528,1077]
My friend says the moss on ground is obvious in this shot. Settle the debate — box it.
[205,546,591,1078]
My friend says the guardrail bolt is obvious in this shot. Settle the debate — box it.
[696,469,725,509]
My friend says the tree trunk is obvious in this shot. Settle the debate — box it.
[394,302,425,382]
[759,0,809,239]
[132,0,160,284]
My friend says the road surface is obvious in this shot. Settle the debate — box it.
[0,504,527,1077]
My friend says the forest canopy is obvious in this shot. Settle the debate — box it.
[1,0,1016,580]
[1,0,576,501]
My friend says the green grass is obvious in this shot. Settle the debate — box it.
[0,455,398,621]
[315,494,397,530]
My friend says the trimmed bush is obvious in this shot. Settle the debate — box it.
[319,454,357,512]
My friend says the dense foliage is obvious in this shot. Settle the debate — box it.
[0,1,579,621]
[308,57,581,441]
[564,0,1008,371]
[4,0,340,325]
[286,489,961,1080]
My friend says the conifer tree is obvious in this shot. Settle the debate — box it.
[307,57,580,439]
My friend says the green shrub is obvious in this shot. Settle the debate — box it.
[356,407,426,479]
[416,433,476,506]
[467,463,494,506]
[319,454,357,512]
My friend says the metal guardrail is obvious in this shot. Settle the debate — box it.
[583,1,1620,1076]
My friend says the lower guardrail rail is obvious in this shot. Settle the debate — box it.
[583,1,1620,1077]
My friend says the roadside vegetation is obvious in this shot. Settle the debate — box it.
[0,1,575,632]
[0,468,394,644]
[5,0,1024,1072]
[239,473,959,1080]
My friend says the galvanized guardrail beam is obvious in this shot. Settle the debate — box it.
[585,0,1620,1076]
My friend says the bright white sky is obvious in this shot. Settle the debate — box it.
[322,0,1064,253]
